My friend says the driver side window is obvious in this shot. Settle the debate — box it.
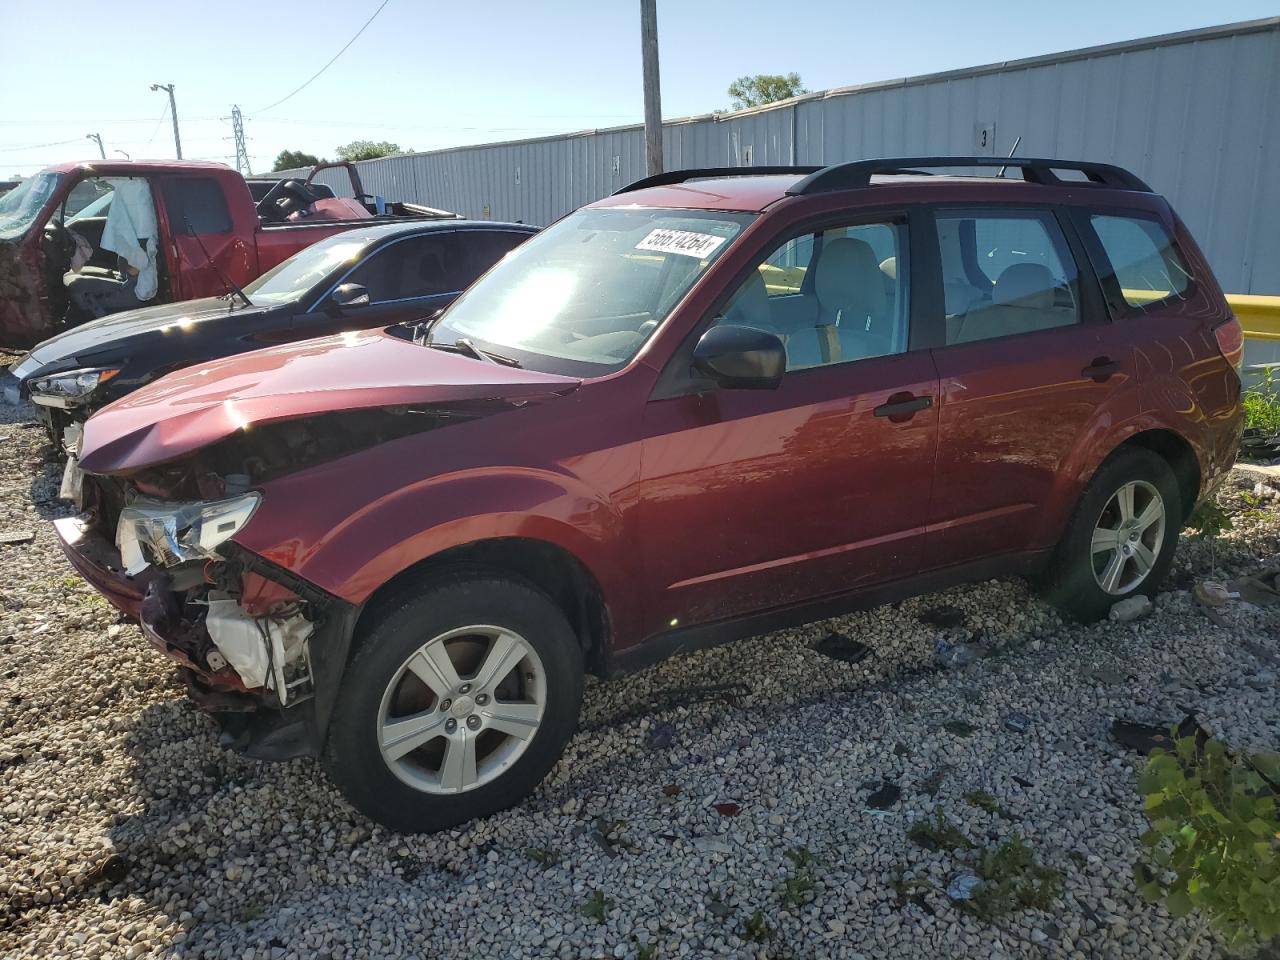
[714,219,909,371]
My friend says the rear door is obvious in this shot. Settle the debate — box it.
[923,205,1138,566]
[636,211,940,635]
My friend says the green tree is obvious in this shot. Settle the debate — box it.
[335,140,407,162]
[727,73,808,111]
[272,150,322,171]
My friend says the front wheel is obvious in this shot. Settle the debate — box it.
[1040,447,1182,622]
[324,572,583,833]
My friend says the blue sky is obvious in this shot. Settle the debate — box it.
[1,0,1275,176]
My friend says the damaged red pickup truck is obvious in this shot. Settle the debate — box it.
[57,157,1242,833]
[0,159,456,346]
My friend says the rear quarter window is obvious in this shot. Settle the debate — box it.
[1089,214,1192,311]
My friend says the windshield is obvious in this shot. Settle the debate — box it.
[242,232,369,305]
[429,207,753,372]
[0,171,60,242]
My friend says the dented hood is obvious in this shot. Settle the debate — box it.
[78,329,580,474]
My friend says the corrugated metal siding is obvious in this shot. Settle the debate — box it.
[277,17,1280,295]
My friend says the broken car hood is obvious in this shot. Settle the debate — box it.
[78,329,581,474]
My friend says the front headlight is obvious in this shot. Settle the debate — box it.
[27,367,120,408]
[116,493,262,575]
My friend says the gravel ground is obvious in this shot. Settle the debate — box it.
[0,399,1277,960]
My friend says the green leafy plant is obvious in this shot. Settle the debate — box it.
[635,941,657,960]
[1243,366,1280,436]
[1187,496,1234,575]
[742,908,773,942]
[581,889,614,923]
[1135,734,1280,955]
[524,846,560,868]
[779,846,820,907]
[964,789,1011,817]
[907,808,975,852]
[968,836,1064,920]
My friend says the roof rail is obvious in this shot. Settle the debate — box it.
[614,165,822,195]
[787,157,1152,194]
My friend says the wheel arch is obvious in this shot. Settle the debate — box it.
[355,536,614,678]
[1112,428,1202,523]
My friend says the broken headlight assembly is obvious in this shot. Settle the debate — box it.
[28,366,120,408]
[116,493,261,575]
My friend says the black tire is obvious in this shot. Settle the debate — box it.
[324,571,583,833]
[1039,446,1182,623]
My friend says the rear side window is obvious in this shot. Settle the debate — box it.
[935,209,1081,345]
[451,230,528,289]
[1089,214,1191,310]
[164,177,232,235]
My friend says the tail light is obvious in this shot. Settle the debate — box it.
[1213,318,1244,374]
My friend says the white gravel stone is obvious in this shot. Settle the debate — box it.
[0,395,1276,959]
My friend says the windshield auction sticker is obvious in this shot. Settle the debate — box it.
[635,228,727,259]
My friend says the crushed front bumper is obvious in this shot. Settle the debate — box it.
[53,514,359,760]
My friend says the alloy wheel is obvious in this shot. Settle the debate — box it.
[1090,479,1166,595]
[377,625,546,794]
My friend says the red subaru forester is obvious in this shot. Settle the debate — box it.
[57,157,1243,832]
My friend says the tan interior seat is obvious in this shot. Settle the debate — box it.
[951,263,1075,343]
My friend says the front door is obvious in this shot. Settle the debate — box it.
[924,205,1138,566]
[636,214,940,637]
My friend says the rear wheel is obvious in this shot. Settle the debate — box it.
[324,572,583,833]
[1040,447,1182,622]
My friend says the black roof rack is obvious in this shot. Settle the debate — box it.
[613,165,822,195]
[786,156,1152,194]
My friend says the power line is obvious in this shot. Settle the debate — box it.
[144,102,171,145]
[252,0,392,115]
[0,137,84,153]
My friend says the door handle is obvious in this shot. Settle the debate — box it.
[1082,357,1120,381]
[873,392,933,420]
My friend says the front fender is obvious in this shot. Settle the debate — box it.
[235,454,639,631]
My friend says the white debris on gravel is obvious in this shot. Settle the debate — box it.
[0,400,1278,960]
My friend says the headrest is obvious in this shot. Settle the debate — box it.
[992,263,1056,309]
[814,237,887,316]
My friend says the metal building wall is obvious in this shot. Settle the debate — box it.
[282,16,1279,295]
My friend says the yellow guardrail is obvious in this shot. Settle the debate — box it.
[1229,294,1280,343]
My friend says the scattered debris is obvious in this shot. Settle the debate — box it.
[85,853,129,887]
[645,721,676,751]
[711,801,741,817]
[1003,712,1032,734]
[935,639,985,669]
[864,781,901,811]
[1108,595,1153,622]
[1110,714,1204,754]
[942,719,977,737]
[692,837,734,855]
[947,870,983,902]
[1194,581,1234,607]
[0,530,34,545]
[1227,570,1280,606]
[661,783,682,797]
[814,631,872,664]
[919,605,967,629]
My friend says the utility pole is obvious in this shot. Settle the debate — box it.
[230,106,251,176]
[150,83,182,159]
[640,0,663,176]
[85,133,105,159]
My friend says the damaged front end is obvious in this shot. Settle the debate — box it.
[55,466,358,761]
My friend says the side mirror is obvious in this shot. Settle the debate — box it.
[691,324,786,390]
[330,283,370,309]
